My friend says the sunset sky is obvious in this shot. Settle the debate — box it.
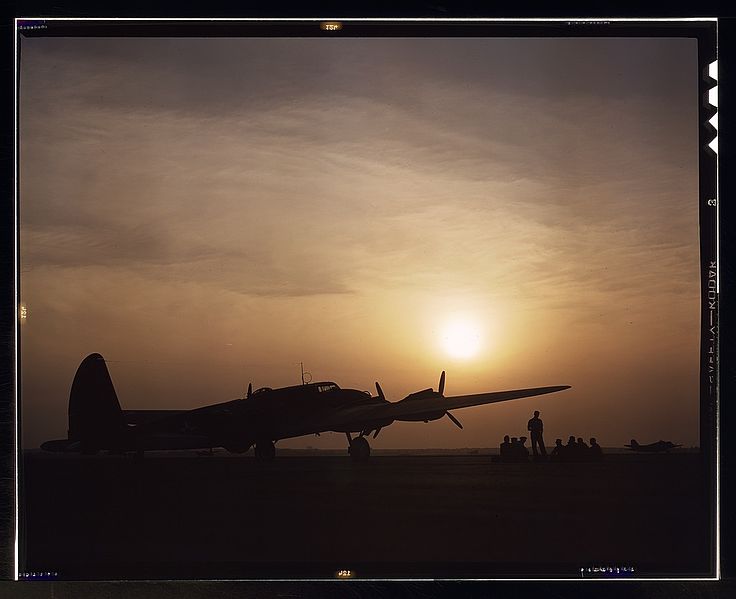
[19,35,701,449]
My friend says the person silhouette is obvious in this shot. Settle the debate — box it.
[510,437,520,462]
[500,435,511,462]
[589,437,603,461]
[519,436,530,462]
[527,410,547,458]
[576,437,589,461]
[550,438,563,462]
[564,435,577,462]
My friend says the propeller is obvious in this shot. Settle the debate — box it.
[437,370,463,430]
[365,382,391,438]
[360,426,384,439]
[446,411,463,429]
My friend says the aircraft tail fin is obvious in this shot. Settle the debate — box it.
[67,353,123,451]
[630,439,639,448]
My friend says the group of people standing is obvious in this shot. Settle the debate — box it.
[498,411,603,463]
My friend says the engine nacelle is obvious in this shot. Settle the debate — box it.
[401,388,435,401]
[395,410,446,423]
[397,388,445,422]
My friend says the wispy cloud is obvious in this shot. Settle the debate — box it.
[19,36,701,447]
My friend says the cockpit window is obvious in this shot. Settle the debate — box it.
[316,383,339,393]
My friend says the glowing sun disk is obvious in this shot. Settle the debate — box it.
[440,320,482,359]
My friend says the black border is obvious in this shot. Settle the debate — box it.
[10,13,721,583]
[2,7,730,597]
[14,17,718,40]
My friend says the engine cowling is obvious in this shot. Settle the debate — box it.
[396,411,446,423]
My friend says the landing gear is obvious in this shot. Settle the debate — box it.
[347,434,371,461]
[255,441,276,461]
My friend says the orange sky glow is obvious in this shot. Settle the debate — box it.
[19,36,701,449]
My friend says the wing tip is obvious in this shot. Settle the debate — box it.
[543,385,571,393]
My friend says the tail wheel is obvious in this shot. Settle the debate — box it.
[349,436,371,461]
[255,441,276,461]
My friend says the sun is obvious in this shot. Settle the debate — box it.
[440,318,483,360]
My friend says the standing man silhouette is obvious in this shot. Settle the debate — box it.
[527,410,547,458]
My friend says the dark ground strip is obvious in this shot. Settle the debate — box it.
[19,452,711,579]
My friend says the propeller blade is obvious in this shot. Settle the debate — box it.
[438,371,446,396]
[375,381,386,401]
[446,411,463,429]
[247,382,252,399]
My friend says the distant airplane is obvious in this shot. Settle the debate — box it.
[41,353,571,461]
[624,439,683,453]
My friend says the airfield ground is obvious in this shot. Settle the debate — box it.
[20,451,712,579]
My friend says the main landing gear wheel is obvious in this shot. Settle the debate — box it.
[349,436,371,461]
[255,441,276,461]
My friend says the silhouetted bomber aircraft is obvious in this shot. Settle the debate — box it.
[624,439,683,453]
[41,353,571,461]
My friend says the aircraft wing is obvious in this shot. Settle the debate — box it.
[403,385,571,415]
[324,385,570,431]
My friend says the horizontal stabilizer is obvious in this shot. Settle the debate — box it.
[40,439,81,452]
[122,410,187,426]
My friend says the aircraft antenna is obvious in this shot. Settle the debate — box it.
[300,362,312,385]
